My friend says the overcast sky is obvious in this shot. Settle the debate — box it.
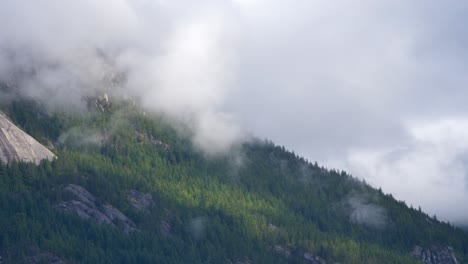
[1,0,468,223]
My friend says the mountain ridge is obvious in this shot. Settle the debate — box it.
[0,98,466,263]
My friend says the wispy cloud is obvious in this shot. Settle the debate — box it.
[1,0,468,222]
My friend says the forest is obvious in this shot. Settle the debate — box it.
[0,97,466,263]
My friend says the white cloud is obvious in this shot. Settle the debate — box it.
[1,0,468,222]
[338,118,468,223]
[0,0,244,154]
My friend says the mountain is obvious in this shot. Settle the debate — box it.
[0,98,466,264]
[0,111,55,165]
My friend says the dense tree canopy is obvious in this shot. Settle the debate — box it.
[0,99,466,263]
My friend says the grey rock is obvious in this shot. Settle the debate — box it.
[304,253,315,261]
[411,245,458,264]
[63,184,96,208]
[56,184,137,233]
[273,245,292,258]
[0,112,56,164]
[161,219,172,237]
[160,209,175,237]
[84,93,111,112]
[126,190,153,211]
[102,204,137,233]
[134,130,171,150]
[304,252,326,264]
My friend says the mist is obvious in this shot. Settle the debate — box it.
[347,193,387,229]
[2,0,468,223]
[0,0,244,155]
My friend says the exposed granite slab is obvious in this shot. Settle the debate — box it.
[0,112,55,164]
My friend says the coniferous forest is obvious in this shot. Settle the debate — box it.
[0,98,467,263]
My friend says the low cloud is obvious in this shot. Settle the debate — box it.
[189,217,207,240]
[339,119,468,223]
[2,0,468,223]
[58,127,106,147]
[348,194,387,229]
[0,0,244,154]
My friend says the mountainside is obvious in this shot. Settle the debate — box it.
[0,111,55,165]
[0,98,466,264]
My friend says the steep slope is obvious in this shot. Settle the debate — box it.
[0,111,55,165]
[0,99,466,263]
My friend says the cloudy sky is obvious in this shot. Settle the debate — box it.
[1,0,468,223]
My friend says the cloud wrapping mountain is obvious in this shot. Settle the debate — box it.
[0,0,244,155]
[1,0,468,222]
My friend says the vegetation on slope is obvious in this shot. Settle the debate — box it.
[0,98,466,263]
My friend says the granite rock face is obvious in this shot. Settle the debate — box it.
[126,190,153,211]
[0,112,55,165]
[56,184,137,233]
[411,245,459,264]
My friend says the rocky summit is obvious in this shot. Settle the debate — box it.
[0,112,55,165]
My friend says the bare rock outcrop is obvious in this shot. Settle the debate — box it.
[273,245,293,258]
[304,253,326,264]
[134,130,171,150]
[0,112,56,164]
[56,184,137,233]
[84,93,111,112]
[411,245,458,264]
[273,245,329,263]
[126,190,153,211]
[160,209,176,237]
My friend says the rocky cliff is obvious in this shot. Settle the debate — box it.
[411,245,459,264]
[0,112,55,164]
